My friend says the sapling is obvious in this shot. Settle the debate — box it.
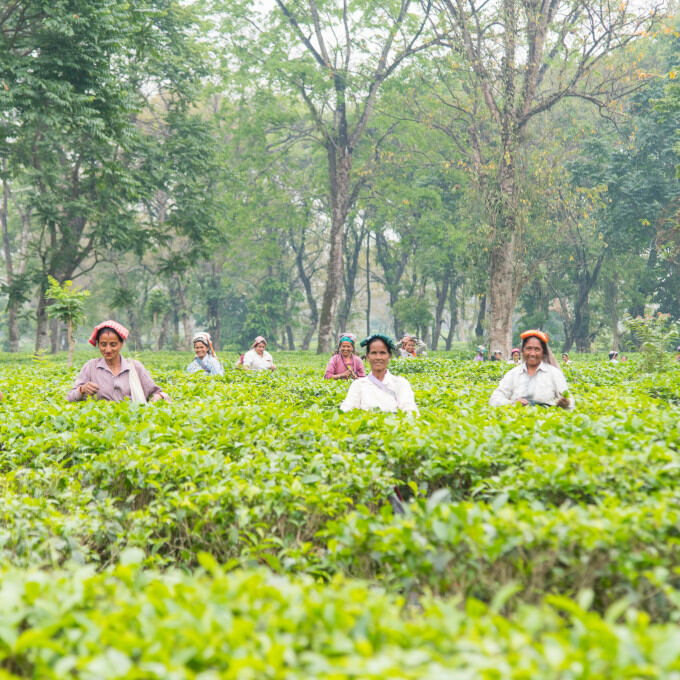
[45,276,90,367]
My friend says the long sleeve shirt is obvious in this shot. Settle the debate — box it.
[340,371,418,414]
[186,354,224,376]
[488,361,574,409]
[67,356,168,402]
[323,354,366,379]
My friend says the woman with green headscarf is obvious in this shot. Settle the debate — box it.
[324,332,366,380]
[340,334,418,413]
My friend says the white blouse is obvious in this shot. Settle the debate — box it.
[489,362,574,409]
[340,371,418,414]
[243,349,275,371]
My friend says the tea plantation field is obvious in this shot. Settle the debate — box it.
[2,350,680,678]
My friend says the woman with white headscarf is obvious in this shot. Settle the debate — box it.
[187,332,224,376]
[243,335,276,371]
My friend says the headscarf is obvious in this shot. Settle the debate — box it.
[88,320,129,346]
[336,332,356,353]
[511,348,520,355]
[476,345,486,354]
[520,329,559,368]
[252,335,267,348]
[360,333,398,354]
[193,332,216,357]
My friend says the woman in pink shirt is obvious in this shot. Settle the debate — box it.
[324,333,366,380]
[67,320,169,403]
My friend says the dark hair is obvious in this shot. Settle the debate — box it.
[96,327,124,343]
[362,333,397,355]
[521,335,547,356]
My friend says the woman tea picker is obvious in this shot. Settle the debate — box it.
[324,332,366,380]
[67,320,169,403]
[489,330,573,409]
[242,336,276,371]
[187,332,224,376]
[340,334,418,413]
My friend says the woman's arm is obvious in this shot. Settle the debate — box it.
[553,367,575,410]
[396,379,419,414]
[488,370,517,406]
[323,356,338,379]
[354,356,366,377]
[340,380,362,412]
[135,361,170,402]
[67,361,93,401]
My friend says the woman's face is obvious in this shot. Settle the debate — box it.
[522,337,544,367]
[194,341,208,359]
[403,339,415,353]
[339,341,353,358]
[562,353,568,361]
[254,341,266,356]
[367,339,390,373]
[98,330,123,364]
[511,351,520,361]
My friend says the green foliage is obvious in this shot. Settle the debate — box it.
[45,276,89,327]
[1,351,680,672]
[624,312,680,372]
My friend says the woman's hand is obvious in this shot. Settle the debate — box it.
[79,382,99,396]
[556,395,570,409]
[516,398,530,406]
[150,393,162,403]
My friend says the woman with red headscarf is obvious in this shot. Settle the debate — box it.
[67,320,169,403]
[489,330,574,409]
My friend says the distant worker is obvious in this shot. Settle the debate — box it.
[324,333,366,380]
[561,352,571,365]
[68,320,169,403]
[473,345,487,362]
[489,329,574,409]
[491,349,502,362]
[243,336,276,371]
[608,350,619,363]
[187,332,224,376]
[340,334,418,413]
[399,335,418,359]
[508,348,520,365]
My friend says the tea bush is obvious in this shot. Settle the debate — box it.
[2,350,680,677]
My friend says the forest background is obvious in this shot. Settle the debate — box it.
[2,0,680,356]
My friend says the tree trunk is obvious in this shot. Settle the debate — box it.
[446,280,458,351]
[34,290,49,353]
[50,317,59,354]
[67,319,74,367]
[432,275,450,351]
[1,166,19,352]
[286,325,295,350]
[475,293,487,341]
[317,146,352,354]
[366,232,371,337]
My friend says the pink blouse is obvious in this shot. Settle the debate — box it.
[324,353,366,380]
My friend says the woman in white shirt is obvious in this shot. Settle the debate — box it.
[340,334,418,413]
[489,329,574,409]
[242,335,276,372]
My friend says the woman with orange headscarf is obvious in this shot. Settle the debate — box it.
[489,330,574,409]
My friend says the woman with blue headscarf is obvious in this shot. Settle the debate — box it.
[324,332,366,380]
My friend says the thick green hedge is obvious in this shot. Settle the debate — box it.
[1,350,680,676]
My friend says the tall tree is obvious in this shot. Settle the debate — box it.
[221,0,439,351]
[427,0,661,353]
